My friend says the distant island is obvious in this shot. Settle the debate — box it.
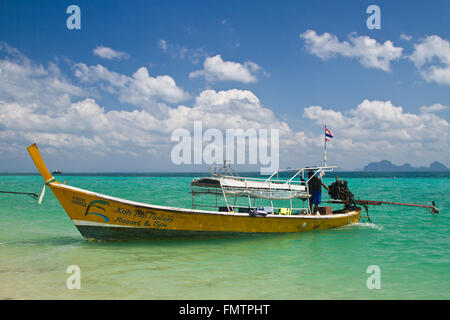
[363,160,449,172]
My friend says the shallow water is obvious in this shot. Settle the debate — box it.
[0,173,449,299]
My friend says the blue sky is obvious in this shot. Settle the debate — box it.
[0,0,449,172]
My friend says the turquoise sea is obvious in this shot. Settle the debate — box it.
[0,172,449,300]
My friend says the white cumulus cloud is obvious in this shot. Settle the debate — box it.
[0,42,86,112]
[300,29,403,72]
[0,90,305,162]
[93,46,130,60]
[303,99,449,161]
[73,63,191,114]
[410,35,450,85]
[189,54,261,83]
[420,103,448,113]
[0,42,448,171]
[400,34,413,41]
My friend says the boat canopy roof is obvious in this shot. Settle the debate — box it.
[191,176,309,200]
[191,177,305,191]
[191,165,338,201]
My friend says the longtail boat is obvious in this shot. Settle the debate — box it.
[26,143,362,240]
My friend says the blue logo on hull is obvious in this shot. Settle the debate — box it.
[85,200,110,222]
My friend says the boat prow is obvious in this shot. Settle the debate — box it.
[27,144,361,241]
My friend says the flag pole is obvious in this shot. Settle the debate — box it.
[324,124,327,167]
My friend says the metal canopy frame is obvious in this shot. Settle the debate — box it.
[191,164,338,215]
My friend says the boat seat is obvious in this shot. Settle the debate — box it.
[238,207,254,213]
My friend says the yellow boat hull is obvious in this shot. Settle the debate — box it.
[52,183,361,240]
[27,143,361,241]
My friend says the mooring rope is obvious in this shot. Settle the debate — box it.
[0,190,39,200]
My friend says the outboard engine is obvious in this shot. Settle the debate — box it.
[328,179,355,207]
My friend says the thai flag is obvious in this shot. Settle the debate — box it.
[325,128,333,141]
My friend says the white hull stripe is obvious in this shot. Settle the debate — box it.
[72,220,148,228]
